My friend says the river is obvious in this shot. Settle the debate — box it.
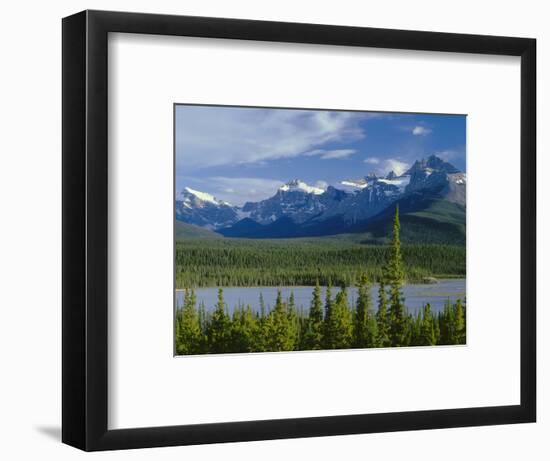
[176,279,466,315]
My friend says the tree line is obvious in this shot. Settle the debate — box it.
[175,207,466,355]
[175,239,465,288]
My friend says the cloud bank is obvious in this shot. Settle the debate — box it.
[175,106,366,169]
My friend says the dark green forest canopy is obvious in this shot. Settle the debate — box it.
[175,238,465,288]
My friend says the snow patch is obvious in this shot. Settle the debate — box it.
[183,187,220,204]
[279,179,325,195]
[377,175,411,191]
[181,187,233,207]
[340,179,368,189]
[236,209,252,220]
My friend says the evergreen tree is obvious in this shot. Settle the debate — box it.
[453,298,466,344]
[439,298,454,345]
[259,292,266,314]
[353,273,378,348]
[230,305,259,352]
[376,281,391,347]
[207,288,232,353]
[288,291,296,311]
[303,280,324,350]
[419,303,436,346]
[402,314,414,347]
[263,290,297,351]
[198,301,207,334]
[409,310,423,346]
[324,285,353,349]
[175,288,202,355]
[287,291,301,349]
[433,311,441,344]
[387,206,408,346]
[325,280,333,323]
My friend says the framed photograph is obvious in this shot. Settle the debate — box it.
[62,10,536,451]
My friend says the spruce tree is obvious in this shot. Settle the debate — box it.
[287,291,301,349]
[264,290,297,351]
[419,303,436,346]
[453,298,466,344]
[376,281,391,347]
[207,288,231,353]
[387,206,407,346]
[259,293,266,314]
[288,291,296,311]
[324,285,353,349]
[230,305,259,353]
[433,311,441,345]
[303,280,324,350]
[439,298,454,345]
[325,280,333,323]
[175,288,202,355]
[353,273,377,348]
[402,314,414,347]
[410,310,423,346]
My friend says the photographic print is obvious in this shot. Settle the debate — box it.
[174,104,466,355]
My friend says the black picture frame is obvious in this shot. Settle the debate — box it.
[62,10,536,451]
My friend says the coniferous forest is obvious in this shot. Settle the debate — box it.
[175,207,466,355]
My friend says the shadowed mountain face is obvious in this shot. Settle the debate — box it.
[242,184,349,225]
[175,155,466,243]
[175,187,239,230]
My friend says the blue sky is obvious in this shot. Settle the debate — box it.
[175,105,466,206]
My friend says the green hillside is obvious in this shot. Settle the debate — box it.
[352,197,466,245]
[175,220,222,240]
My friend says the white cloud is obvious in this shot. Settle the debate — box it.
[412,126,432,136]
[175,106,365,169]
[200,177,284,206]
[305,149,357,160]
[384,159,409,176]
[314,180,329,190]
[362,156,408,176]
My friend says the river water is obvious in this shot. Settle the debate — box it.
[176,279,466,315]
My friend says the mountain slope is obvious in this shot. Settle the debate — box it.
[354,194,466,244]
[175,187,239,229]
[241,180,347,224]
[175,221,222,239]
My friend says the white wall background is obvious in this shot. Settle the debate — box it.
[0,0,547,459]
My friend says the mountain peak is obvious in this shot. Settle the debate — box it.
[406,155,460,175]
[180,187,232,207]
[279,179,325,195]
[426,154,460,172]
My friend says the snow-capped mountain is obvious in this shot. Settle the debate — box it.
[339,178,368,191]
[175,187,239,229]
[242,180,347,224]
[404,155,466,206]
[177,187,232,207]
[317,171,411,224]
[175,155,466,239]
[278,179,325,195]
